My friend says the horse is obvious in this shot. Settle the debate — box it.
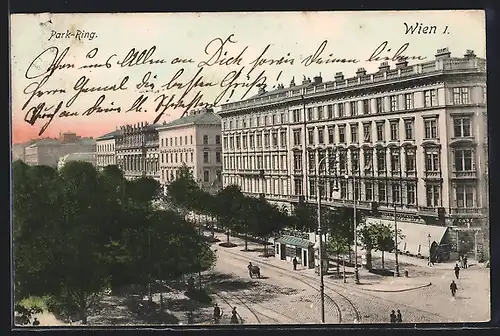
[248,264,261,278]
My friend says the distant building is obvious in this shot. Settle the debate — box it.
[57,152,97,170]
[156,107,222,194]
[114,122,160,181]
[23,133,96,167]
[12,139,38,162]
[95,130,120,170]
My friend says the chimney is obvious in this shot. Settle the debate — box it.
[258,86,266,94]
[313,73,323,84]
[290,77,296,87]
[395,60,408,69]
[435,47,451,59]
[378,62,390,72]
[464,49,476,58]
[356,68,367,77]
[334,72,344,81]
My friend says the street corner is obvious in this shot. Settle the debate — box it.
[355,277,432,293]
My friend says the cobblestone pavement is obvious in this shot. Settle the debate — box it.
[211,232,490,324]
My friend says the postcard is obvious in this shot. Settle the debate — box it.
[10,11,489,327]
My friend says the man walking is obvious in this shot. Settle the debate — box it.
[450,280,458,297]
[454,263,461,279]
[390,310,397,323]
[463,256,468,269]
[293,257,298,271]
[396,309,402,323]
[213,303,221,324]
[230,307,239,324]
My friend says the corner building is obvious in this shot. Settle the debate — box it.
[220,48,488,261]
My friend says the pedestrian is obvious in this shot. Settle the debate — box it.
[396,309,402,323]
[390,310,397,323]
[454,263,461,279]
[463,256,468,269]
[450,280,458,297]
[293,257,298,271]
[32,317,40,326]
[213,303,221,324]
[230,307,239,324]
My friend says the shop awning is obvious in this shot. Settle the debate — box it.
[364,218,449,258]
[275,235,314,249]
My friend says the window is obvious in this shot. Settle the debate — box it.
[308,129,314,145]
[376,97,384,113]
[328,127,334,144]
[175,153,178,163]
[236,136,241,149]
[351,102,358,116]
[456,185,474,208]
[318,128,324,144]
[365,182,373,201]
[215,135,221,145]
[405,149,416,171]
[339,150,347,172]
[378,183,387,202]
[256,117,260,127]
[391,150,400,172]
[307,108,314,121]
[223,122,227,130]
[340,180,347,199]
[390,95,398,111]
[264,133,270,147]
[405,93,414,109]
[170,138,173,146]
[453,87,469,105]
[392,184,401,203]
[426,185,440,207]
[424,89,438,107]
[272,132,278,147]
[350,124,358,143]
[242,135,247,149]
[249,134,254,148]
[390,120,399,141]
[338,103,345,117]
[204,170,210,182]
[363,123,371,142]
[185,135,188,145]
[175,137,178,146]
[204,151,209,163]
[338,125,345,143]
[376,122,385,141]
[404,119,414,140]
[454,149,473,171]
[308,152,315,172]
[293,129,301,146]
[293,153,302,170]
[190,152,193,162]
[190,135,193,144]
[280,131,287,147]
[229,120,233,129]
[280,113,286,123]
[363,99,371,115]
[272,114,276,125]
[318,106,324,120]
[407,183,416,205]
[377,149,386,172]
[216,170,222,181]
[309,180,316,196]
[351,150,359,171]
[364,150,373,171]
[425,151,440,171]
[424,119,438,139]
[203,135,209,145]
[327,105,334,119]
[293,109,301,122]
[294,178,303,195]
[256,134,262,147]
[453,117,471,137]
[216,151,221,163]
[249,118,253,127]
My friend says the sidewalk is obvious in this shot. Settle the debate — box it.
[211,232,431,293]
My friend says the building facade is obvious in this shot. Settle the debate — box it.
[220,48,488,260]
[95,130,119,170]
[115,122,160,181]
[157,108,223,194]
[23,134,96,167]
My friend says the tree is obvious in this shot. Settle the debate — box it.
[326,235,350,278]
[292,199,317,232]
[358,221,403,270]
[166,164,201,217]
[214,185,246,246]
[251,200,291,256]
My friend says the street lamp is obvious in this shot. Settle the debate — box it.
[345,173,360,285]
[393,203,400,277]
[427,233,432,267]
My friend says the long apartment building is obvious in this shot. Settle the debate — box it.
[219,48,488,260]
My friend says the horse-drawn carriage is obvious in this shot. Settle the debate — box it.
[247,262,261,278]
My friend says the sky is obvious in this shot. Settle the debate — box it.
[10,10,486,144]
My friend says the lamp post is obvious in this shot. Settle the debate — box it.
[427,233,432,267]
[316,155,327,324]
[347,173,360,285]
[394,203,400,277]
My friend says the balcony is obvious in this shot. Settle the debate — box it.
[424,171,441,179]
[418,206,445,217]
[449,207,485,217]
[451,171,477,179]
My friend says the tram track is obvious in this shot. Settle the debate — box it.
[218,246,450,322]
[218,249,344,323]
